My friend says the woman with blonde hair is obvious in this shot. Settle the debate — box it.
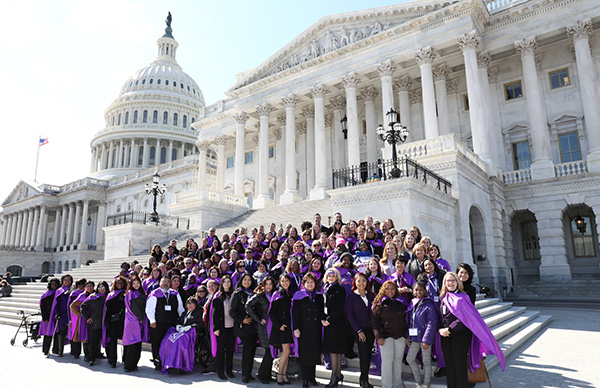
[379,242,398,277]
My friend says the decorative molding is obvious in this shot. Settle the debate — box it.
[302,105,315,118]
[273,128,282,140]
[330,95,346,110]
[297,122,307,135]
[282,93,300,107]
[566,18,592,42]
[233,112,249,125]
[394,75,413,92]
[214,135,228,146]
[487,67,498,83]
[409,89,422,104]
[446,78,458,93]
[252,135,259,146]
[361,86,379,102]
[342,72,360,89]
[325,114,333,127]
[256,102,274,117]
[432,64,449,81]
[277,114,287,126]
[196,140,211,151]
[477,51,490,69]
[456,31,480,52]
[376,59,396,77]
[311,83,329,98]
[514,37,537,57]
[414,46,436,65]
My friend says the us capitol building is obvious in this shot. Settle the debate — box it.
[1,0,599,293]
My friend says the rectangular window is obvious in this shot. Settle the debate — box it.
[245,151,254,164]
[160,196,166,204]
[558,132,581,163]
[268,145,274,158]
[463,94,469,111]
[116,205,122,213]
[227,156,234,169]
[572,217,595,257]
[549,68,570,89]
[512,141,531,170]
[127,202,133,211]
[505,81,523,100]
[521,221,541,260]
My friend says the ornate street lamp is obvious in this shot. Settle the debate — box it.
[376,108,409,178]
[145,171,167,224]
[574,214,586,234]
[340,115,348,139]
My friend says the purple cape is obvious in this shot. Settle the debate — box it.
[69,291,90,342]
[142,278,159,294]
[38,289,57,336]
[266,290,289,358]
[101,289,125,348]
[159,326,196,373]
[208,292,220,358]
[442,292,506,372]
[39,286,69,336]
[123,290,148,345]
[291,290,322,357]
[434,258,451,272]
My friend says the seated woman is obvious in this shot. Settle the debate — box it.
[159,297,204,374]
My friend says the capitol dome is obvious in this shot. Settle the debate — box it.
[89,16,212,180]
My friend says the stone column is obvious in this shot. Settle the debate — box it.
[24,209,33,248]
[129,139,136,167]
[90,147,96,173]
[96,203,106,249]
[66,203,75,247]
[99,143,107,170]
[155,139,161,165]
[14,213,22,247]
[196,140,211,190]
[433,64,451,135]
[117,139,124,168]
[18,211,27,247]
[168,140,174,163]
[362,86,379,166]
[107,141,114,169]
[35,206,46,250]
[30,207,40,248]
[535,207,572,281]
[310,83,329,200]
[514,37,554,179]
[255,103,275,208]
[457,31,494,172]
[567,19,600,171]
[53,207,62,248]
[343,72,361,168]
[276,114,287,193]
[0,217,7,246]
[179,143,185,159]
[415,46,439,139]
[477,52,501,172]
[4,215,12,246]
[142,138,149,168]
[280,93,302,204]
[79,200,89,249]
[123,140,130,168]
[214,135,227,192]
[72,202,82,248]
[302,105,316,192]
[9,214,17,246]
[331,95,347,170]
[233,112,248,197]
[395,76,413,129]
[377,60,396,121]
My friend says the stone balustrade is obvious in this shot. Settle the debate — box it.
[484,0,530,14]
[554,160,588,177]
[175,190,247,207]
[503,168,532,184]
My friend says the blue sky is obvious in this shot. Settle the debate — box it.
[0,0,410,208]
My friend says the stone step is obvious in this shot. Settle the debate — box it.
[474,297,499,309]
[477,302,513,318]
[489,310,539,342]
[483,306,527,328]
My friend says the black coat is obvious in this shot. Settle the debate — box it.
[407,257,425,280]
[81,295,106,330]
[322,283,347,354]
[211,295,231,332]
[180,307,204,333]
[268,291,293,346]
[229,288,257,337]
[246,292,270,348]
[292,293,325,365]
[104,292,125,339]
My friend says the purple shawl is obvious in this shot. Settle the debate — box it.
[101,289,125,348]
[291,290,322,357]
[266,290,288,358]
[142,278,159,294]
[434,258,451,272]
[123,290,147,345]
[208,292,220,358]
[68,291,89,342]
[389,271,416,304]
[38,289,57,336]
[442,292,506,372]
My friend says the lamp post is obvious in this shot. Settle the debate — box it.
[145,171,167,224]
[340,115,348,139]
[376,108,409,178]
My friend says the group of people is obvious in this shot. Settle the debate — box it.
[0,271,13,297]
[38,212,505,388]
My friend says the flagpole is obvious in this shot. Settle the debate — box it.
[34,136,41,182]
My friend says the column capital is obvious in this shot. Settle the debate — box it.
[196,140,211,151]
[514,37,537,57]
[273,128,282,140]
[325,114,333,128]
[233,111,249,125]
[310,83,329,98]
[394,75,413,91]
[330,95,346,110]
[432,64,450,81]
[567,18,592,42]
[252,135,259,146]
[342,72,360,89]
[414,46,436,65]
[277,113,287,126]
[376,59,396,77]
[456,31,481,52]
[487,67,498,83]
[447,78,458,93]
[297,122,307,135]
[256,102,274,117]
[477,51,491,69]
[282,93,300,108]
[361,86,379,102]
[409,89,422,104]
[301,105,315,118]
[214,135,228,146]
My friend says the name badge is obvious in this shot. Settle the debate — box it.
[164,305,172,311]
[409,328,418,336]
[434,296,440,302]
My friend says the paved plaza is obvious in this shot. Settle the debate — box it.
[1,306,598,387]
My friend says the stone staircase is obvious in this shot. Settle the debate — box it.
[214,198,335,236]
[0,254,551,387]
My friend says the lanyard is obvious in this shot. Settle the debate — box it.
[412,300,421,328]
[428,277,439,293]
[162,289,170,304]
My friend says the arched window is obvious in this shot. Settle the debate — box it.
[172,148,178,161]
[6,265,22,277]
[149,146,156,165]
[133,110,138,124]
[57,261,62,273]
[160,147,167,164]
[138,145,144,166]
[174,81,177,88]
[163,111,168,125]
[182,115,187,128]
[191,117,195,124]
[50,262,55,273]
[153,110,158,123]
[157,79,161,85]
[64,261,70,271]
[72,260,77,270]
[125,111,129,125]
[118,113,122,125]
[111,115,115,126]
[173,113,178,126]
[41,262,50,274]
[143,110,148,123]
[166,80,169,86]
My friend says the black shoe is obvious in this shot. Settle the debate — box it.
[434,367,446,377]
[83,357,89,362]
[73,355,80,359]
[243,377,250,383]
[247,376,256,381]
[218,373,228,380]
[89,361,94,366]
[179,369,188,375]
[124,368,132,373]
[98,353,107,359]
[258,377,270,384]
[361,381,373,388]
[154,361,162,371]
[227,372,235,378]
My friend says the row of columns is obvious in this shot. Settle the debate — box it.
[91,139,194,173]
[0,202,106,251]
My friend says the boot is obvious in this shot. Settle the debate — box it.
[57,335,66,357]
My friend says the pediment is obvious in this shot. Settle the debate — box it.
[549,113,582,124]
[502,123,529,135]
[228,1,457,93]
[2,181,41,207]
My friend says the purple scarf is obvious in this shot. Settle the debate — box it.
[291,290,322,357]
[266,290,291,358]
[123,290,148,345]
[101,289,125,347]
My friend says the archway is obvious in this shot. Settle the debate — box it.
[41,261,50,274]
[72,260,77,270]
[563,204,600,279]
[510,210,541,283]
[6,265,23,277]
[57,261,62,274]
[469,205,491,286]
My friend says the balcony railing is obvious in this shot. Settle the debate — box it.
[484,0,530,14]
[555,160,588,177]
[332,157,452,195]
[106,211,190,229]
[502,168,532,184]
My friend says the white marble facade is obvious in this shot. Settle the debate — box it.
[1,0,600,291]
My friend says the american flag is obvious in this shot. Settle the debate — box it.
[39,137,49,146]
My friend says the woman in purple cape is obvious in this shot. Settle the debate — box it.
[45,274,73,357]
[67,278,87,359]
[210,275,236,380]
[123,277,147,372]
[143,268,161,294]
[292,272,325,388]
[322,267,347,388]
[438,272,506,388]
[39,277,60,357]
[81,281,109,366]
[69,280,95,361]
[267,273,294,385]
[103,276,127,368]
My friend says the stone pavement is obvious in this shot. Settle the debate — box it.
[1,306,598,388]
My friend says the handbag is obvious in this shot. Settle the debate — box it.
[468,358,491,388]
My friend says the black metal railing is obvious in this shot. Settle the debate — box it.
[106,211,190,229]
[332,157,452,194]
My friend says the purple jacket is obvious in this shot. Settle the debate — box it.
[406,297,439,345]
[346,291,374,332]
